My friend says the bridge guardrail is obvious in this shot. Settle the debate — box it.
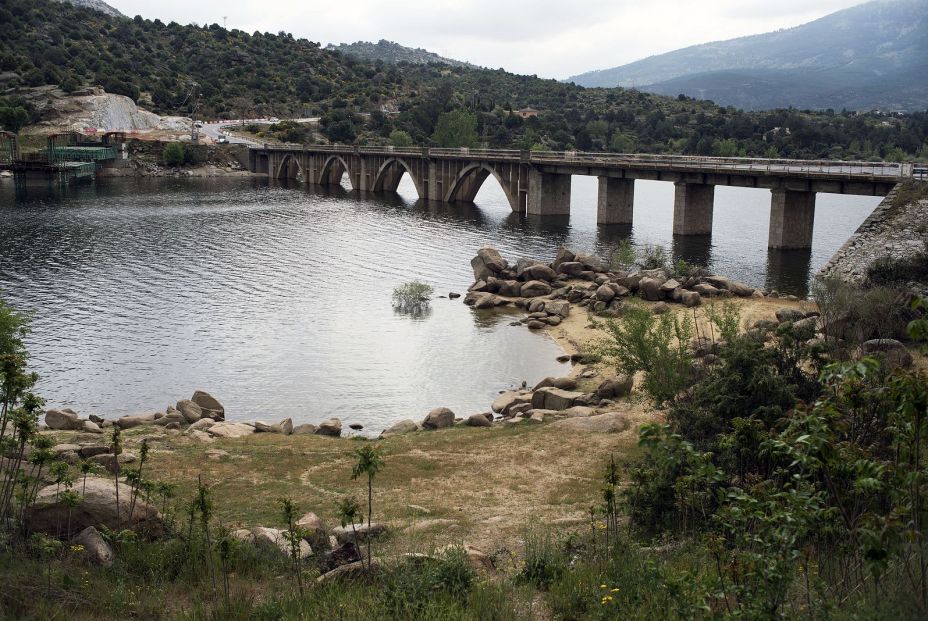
[255,144,909,179]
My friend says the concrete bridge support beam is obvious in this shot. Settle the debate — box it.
[527,170,571,216]
[597,177,634,224]
[768,189,816,249]
[673,182,715,235]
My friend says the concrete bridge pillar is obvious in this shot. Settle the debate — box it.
[768,189,816,249]
[597,177,634,224]
[673,182,715,235]
[427,162,442,201]
[527,170,571,216]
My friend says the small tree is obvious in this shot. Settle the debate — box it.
[351,444,384,571]
[336,495,362,568]
[279,497,306,596]
[110,426,122,528]
[392,281,434,317]
[127,439,149,520]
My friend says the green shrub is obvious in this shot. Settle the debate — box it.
[162,142,187,167]
[595,306,695,406]
[392,281,434,316]
[519,528,567,589]
[639,244,669,271]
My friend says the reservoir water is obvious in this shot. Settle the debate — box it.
[0,174,880,431]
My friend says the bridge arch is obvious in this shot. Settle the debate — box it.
[275,154,304,181]
[372,157,425,198]
[445,163,520,211]
[319,155,355,189]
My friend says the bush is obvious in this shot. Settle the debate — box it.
[595,306,694,405]
[519,528,567,589]
[389,130,414,147]
[639,245,668,271]
[162,142,187,167]
[392,281,434,317]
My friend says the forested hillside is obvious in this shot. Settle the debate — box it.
[1,0,927,161]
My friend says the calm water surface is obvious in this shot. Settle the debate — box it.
[0,174,880,430]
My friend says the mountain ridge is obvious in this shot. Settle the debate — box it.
[567,0,928,111]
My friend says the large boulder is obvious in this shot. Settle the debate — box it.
[705,276,754,297]
[496,280,522,297]
[421,407,455,430]
[595,376,634,400]
[321,541,362,573]
[332,522,389,545]
[551,412,627,433]
[545,300,571,318]
[471,247,507,281]
[25,477,163,539]
[552,247,576,270]
[315,418,343,437]
[556,261,584,277]
[775,308,805,323]
[521,264,557,282]
[692,283,720,297]
[176,400,203,424]
[90,452,137,474]
[533,377,578,391]
[862,339,913,369]
[292,424,317,435]
[680,290,702,308]
[206,422,255,439]
[73,526,115,566]
[465,413,492,427]
[153,411,185,427]
[252,526,312,559]
[531,387,584,411]
[521,280,553,298]
[297,511,329,551]
[595,284,616,302]
[191,390,225,420]
[491,391,524,414]
[45,409,83,431]
[639,277,663,301]
[380,419,418,437]
[115,413,157,429]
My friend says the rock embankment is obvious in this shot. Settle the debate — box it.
[819,182,928,284]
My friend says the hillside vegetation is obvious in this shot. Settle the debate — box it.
[0,0,927,161]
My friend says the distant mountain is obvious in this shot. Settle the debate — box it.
[55,0,124,18]
[326,40,475,68]
[567,0,928,111]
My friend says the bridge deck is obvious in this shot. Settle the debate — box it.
[252,144,909,183]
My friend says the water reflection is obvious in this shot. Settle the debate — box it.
[671,235,714,270]
[766,249,814,297]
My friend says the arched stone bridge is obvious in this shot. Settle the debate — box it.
[247,145,911,249]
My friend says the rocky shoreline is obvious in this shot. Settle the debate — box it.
[41,245,818,444]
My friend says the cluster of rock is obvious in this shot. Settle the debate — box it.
[463,246,766,325]
[379,373,633,437]
[44,391,355,442]
[45,390,226,435]
[745,307,914,370]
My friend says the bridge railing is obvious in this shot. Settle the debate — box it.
[255,144,908,178]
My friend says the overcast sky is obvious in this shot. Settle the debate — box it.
[105,0,868,79]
